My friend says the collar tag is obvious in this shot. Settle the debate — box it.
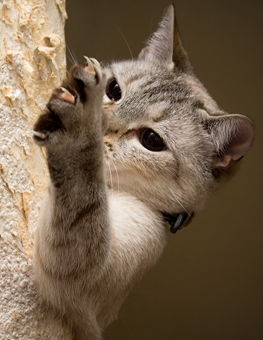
[163,212,195,234]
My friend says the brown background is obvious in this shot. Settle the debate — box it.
[65,1,263,339]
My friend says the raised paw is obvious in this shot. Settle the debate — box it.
[69,56,104,93]
[33,57,106,147]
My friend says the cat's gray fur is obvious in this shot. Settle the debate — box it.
[33,5,254,340]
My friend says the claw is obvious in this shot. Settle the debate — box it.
[83,56,93,67]
[60,87,75,104]
[32,130,47,139]
[90,57,101,68]
[61,87,71,95]
[83,56,96,77]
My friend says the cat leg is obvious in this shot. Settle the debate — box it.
[33,59,110,338]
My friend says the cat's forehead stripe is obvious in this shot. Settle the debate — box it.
[110,61,221,125]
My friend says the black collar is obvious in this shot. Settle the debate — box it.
[162,212,195,234]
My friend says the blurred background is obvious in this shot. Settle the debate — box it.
[65,1,263,339]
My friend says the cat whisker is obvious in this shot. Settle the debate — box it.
[119,316,136,339]
[105,148,114,198]
[66,45,78,66]
[118,156,129,170]
[66,53,75,66]
[171,193,190,215]
[115,25,133,59]
[111,158,120,196]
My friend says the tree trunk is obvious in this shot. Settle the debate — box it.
[0,0,72,338]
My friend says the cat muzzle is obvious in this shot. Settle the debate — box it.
[162,212,195,234]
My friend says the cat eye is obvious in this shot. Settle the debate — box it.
[139,129,166,152]
[106,79,122,102]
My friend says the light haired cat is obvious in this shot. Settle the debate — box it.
[33,5,254,340]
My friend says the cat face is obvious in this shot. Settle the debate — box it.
[102,5,254,214]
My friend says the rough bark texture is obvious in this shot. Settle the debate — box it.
[0,0,72,338]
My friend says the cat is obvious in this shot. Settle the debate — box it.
[32,5,254,340]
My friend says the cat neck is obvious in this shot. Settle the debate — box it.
[108,187,195,235]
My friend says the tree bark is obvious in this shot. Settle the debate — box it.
[0,0,72,338]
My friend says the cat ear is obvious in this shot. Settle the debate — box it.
[138,5,192,72]
[204,113,255,169]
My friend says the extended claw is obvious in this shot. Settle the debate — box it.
[90,57,101,68]
[83,56,96,77]
[60,87,75,104]
[83,56,93,67]
[32,130,47,139]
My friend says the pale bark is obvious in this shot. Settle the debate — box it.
[0,0,72,338]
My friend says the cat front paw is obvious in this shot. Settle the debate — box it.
[33,57,106,147]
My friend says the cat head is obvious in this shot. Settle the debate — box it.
[103,5,254,214]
